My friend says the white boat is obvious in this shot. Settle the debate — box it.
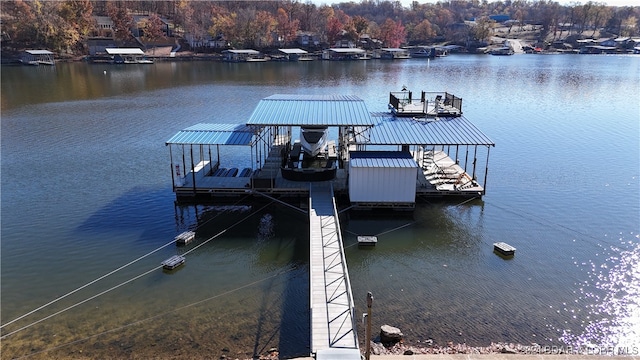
[299,126,328,157]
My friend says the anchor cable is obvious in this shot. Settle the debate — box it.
[1,195,251,330]
[0,239,175,329]
[13,265,299,359]
[1,200,271,339]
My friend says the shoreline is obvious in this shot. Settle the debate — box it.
[253,341,640,360]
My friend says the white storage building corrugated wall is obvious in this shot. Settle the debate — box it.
[348,151,418,203]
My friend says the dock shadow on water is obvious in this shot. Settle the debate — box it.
[1,203,312,359]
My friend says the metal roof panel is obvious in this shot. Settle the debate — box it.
[360,114,494,146]
[247,94,374,126]
[166,123,256,145]
[350,151,417,168]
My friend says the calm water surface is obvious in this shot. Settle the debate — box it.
[1,55,639,359]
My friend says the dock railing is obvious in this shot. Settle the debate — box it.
[309,182,359,354]
[390,91,462,116]
[444,92,463,113]
[328,182,358,349]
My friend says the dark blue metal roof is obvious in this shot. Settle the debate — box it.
[247,94,375,126]
[166,123,257,145]
[358,113,495,146]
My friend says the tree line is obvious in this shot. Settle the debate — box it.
[1,0,638,55]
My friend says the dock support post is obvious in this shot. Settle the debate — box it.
[483,146,491,192]
[365,292,373,360]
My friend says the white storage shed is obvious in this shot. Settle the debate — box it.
[348,151,418,205]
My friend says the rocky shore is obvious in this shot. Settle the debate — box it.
[240,341,585,360]
[368,341,566,356]
[363,324,585,357]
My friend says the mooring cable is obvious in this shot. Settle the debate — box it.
[0,239,176,329]
[374,222,415,237]
[1,266,162,339]
[1,195,252,330]
[12,264,299,359]
[1,201,272,339]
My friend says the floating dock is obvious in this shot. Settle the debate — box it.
[357,236,378,246]
[166,90,494,208]
[164,89,494,360]
[174,231,195,245]
[161,255,185,270]
[493,242,516,257]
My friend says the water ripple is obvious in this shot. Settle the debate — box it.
[561,234,640,353]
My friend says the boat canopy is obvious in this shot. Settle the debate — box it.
[105,48,144,55]
[278,48,308,54]
[355,113,495,146]
[247,94,375,126]
[165,123,257,146]
[224,49,260,54]
[25,49,54,55]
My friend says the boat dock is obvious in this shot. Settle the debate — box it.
[165,90,493,358]
[309,183,359,359]
[166,91,494,207]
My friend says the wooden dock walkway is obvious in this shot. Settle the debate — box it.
[309,183,360,360]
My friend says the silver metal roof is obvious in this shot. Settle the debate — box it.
[224,49,260,54]
[25,50,54,55]
[350,151,418,168]
[105,48,144,55]
[358,113,495,146]
[278,48,308,54]
[326,48,366,53]
[247,94,375,126]
[166,123,257,146]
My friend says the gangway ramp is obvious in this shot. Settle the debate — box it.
[309,183,360,360]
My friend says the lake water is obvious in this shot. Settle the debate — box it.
[1,55,639,359]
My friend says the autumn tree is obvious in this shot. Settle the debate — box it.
[2,0,37,46]
[186,2,216,49]
[352,15,369,36]
[141,13,165,42]
[276,8,300,46]
[379,18,406,47]
[174,0,194,35]
[107,2,133,43]
[20,1,83,53]
[472,16,494,42]
[410,19,436,44]
[59,0,94,38]
[326,16,344,45]
[209,5,236,46]
[253,10,276,47]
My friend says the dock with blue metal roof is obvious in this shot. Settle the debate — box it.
[165,91,494,203]
[165,90,494,359]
